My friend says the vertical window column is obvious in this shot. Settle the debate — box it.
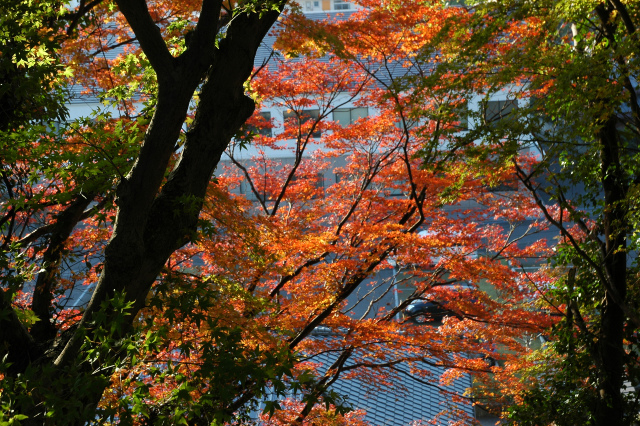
[333,107,368,126]
[334,0,350,10]
[284,109,321,138]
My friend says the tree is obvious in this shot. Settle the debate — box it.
[428,0,640,424]
[1,0,290,424]
[181,3,557,423]
[1,0,559,424]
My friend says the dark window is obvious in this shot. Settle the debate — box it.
[290,172,325,198]
[485,100,518,124]
[488,179,518,192]
[489,183,517,192]
[283,109,321,138]
[333,107,368,126]
[239,111,272,141]
[247,111,272,137]
[316,173,325,190]
[388,181,407,197]
[45,121,63,133]
[395,115,419,131]
[454,102,468,130]
[334,0,350,10]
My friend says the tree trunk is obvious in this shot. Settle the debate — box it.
[594,116,627,426]
[0,2,288,424]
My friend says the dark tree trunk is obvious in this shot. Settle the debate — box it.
[0,1,288,424]
[594,116,627,426]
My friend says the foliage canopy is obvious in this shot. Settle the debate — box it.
[4,0,637,425]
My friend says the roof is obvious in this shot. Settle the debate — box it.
[291,348,475,426]
[330,364,473,425]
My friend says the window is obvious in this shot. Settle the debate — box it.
[44,120,64,133]
[283,109,321,138]
[282,172,326,199]
[304,0,321,11]
[488,178,518,192]
[246,111,272,137]
[313,172,325,198]
[388,180,408,197]
[334,0,350,10]
[333,107,368,126]
[395,113,419,131]
[291,173,325,189]
[454,102,468,130]
[484,100,518,124]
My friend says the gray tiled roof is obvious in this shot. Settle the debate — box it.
[309,349,474,426]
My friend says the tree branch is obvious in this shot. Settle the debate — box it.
[64,0,104,36]
[178,0,223,69]
[30,194,94,343]
[55,2,288,373]
[114,0,174,77]
[15,196,111,248]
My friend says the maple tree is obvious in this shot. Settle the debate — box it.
[260,3,562,422]
[0,0,565,425]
